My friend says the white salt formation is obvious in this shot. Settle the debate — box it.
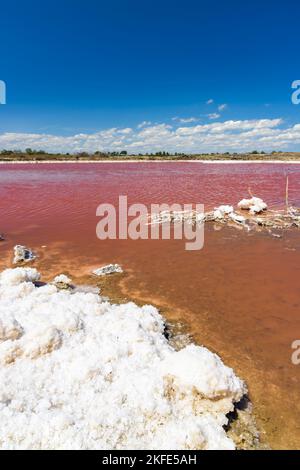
[228,212,246,224]
[13,245,36,264]
[237,197,267,215]
[92,264,123,276]
[213,205,234,219]
[0,267,246,450]
[52,274,72,289]
[148,196,300,237]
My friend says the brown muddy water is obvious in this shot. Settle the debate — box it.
[0,162,300,449]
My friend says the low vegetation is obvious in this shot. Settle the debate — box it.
[1,149,300,161]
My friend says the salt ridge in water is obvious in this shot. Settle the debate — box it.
[0,267,246,450]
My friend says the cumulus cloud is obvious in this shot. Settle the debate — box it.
[1,118,300,153]
[206,99,214,104]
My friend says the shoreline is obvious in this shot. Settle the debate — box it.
[1,159,300,164]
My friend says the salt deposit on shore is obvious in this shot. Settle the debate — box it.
[0,267,246,450]
[52,274,73,289]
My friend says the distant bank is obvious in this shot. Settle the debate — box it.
[1,151,300,162]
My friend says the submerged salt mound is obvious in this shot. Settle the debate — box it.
[0,268,246,450]
[92,264,123,276]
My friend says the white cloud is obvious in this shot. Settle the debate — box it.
[117,128,132,134]
[207,113,221,120]
[172,116,199,123]
[137,121,152,129]
[206,99,214,104]
[1,118,299,153]
[218,104,227,112]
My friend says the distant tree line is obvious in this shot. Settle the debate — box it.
[0,148,287,161]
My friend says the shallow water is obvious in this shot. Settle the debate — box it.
[1,162,300,449]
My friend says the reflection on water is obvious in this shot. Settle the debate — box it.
[0,162,300,449]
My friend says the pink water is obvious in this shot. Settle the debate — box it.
[1,162,300,449]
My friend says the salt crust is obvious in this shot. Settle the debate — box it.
[0,267,246,450]
[237,197,267,214]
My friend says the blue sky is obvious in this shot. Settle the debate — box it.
[1,0,300,152]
